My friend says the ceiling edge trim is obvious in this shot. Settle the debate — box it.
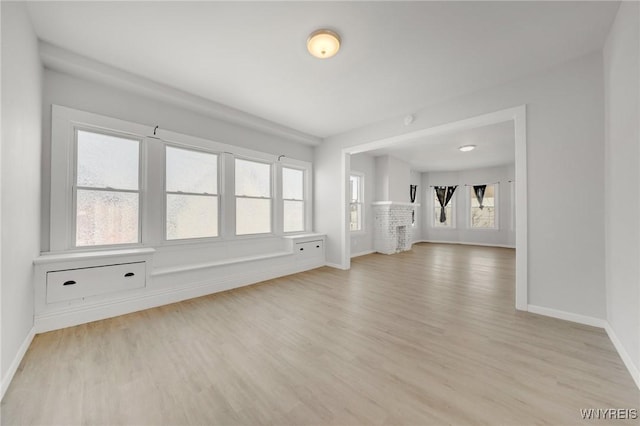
[38,41,322,147]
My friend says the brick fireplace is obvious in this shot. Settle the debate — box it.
[372,202,418,255]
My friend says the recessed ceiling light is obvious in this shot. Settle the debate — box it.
[307,29,341,59]
[459,145,476,152]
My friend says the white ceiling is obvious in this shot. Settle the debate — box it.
[366,120,515,173]
[26,2,619,139]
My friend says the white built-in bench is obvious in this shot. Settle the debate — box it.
[33,233,325,332]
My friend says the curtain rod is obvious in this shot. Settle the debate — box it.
[463,181,501,187]
[429,180,513,188]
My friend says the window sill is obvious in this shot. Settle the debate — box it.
[35,247,156,265]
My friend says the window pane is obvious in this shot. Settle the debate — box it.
[471,187,495,207]
[235,159,271,197]
[283,167,303,200]
[471,207,495,228]
[350,203,362,231]
[77,130,139,190]
[76,189,138,246]
[434,192,453,227]
[350,176,360,202]
[470,185,496,228]
[167,194,218,240]
[283,200,304,232]
[236,198,271,235]
[434,205,453,227]
[166,146,217,194]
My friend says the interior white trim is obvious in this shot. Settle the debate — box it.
[527,305,639,389]
[605,323,640,390]
[527,304,607,328]
[341,153,351,270]
[342,105,528,311]
[34,259,320,334]
[1,326,35,401]
[39,42,321,146]
[351,249,375,258]
[417,240,515,249]
[49,105,314,252]
[152,251,291,276]
[325,262,349,270]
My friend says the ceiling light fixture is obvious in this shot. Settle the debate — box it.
[307,29,341,59]
[459,145,476,152]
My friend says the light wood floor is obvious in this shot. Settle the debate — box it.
[2,243,638,425]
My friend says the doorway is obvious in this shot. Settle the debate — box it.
[340,105,527,310]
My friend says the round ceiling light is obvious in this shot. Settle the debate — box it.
[459,145,476,152]
[307,29,341,59]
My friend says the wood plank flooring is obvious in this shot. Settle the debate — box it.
[2,243,638,425]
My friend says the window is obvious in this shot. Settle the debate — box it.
[74,130,141,247]
[470,184,497,228]
[52,106,313,250]
[282,167,305,233]
[350,174,363,231]
[433,190,454,228]
[235,158,272,235]
[165,146,219,240]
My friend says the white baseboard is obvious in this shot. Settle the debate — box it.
[351,249,375,258]
[527,304,607,328]
[1,326,35,401]
[325,262,349,270]
[605,323,640,390]
[35,262,323,333]
[526,305,638,389]
[417,240,515,249]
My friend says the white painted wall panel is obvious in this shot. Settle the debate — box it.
[604,1,640,382]
[410,170,422,243]
[350,153,376,255]
[41,70,314,252]
[1,1,42,392]
[317,52,606,319]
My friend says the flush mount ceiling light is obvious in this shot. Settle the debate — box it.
[307,29,341,59]
[459,145,476,152]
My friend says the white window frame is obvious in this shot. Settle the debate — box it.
[469,184,499,230]
[281,165,306,234]
[51,106,149,252]
[234,156,274,237]
[432,187,456,229]
[350,173,364,233]
[73,127,143,248]
[279,157,312,234]
[50,105,314,252]
[163,143,221,242]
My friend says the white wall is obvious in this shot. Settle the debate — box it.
[316,51,606,319]
[41,69,314,251]
[374,155,389,202]
[422,165,515,247]
[410,170,422,243]
[1,2,42,396]
[388,156,411,203]
[374,155,411,203]
[350,153,376,256]
[34,68,322,332]
[603,1,640,384]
